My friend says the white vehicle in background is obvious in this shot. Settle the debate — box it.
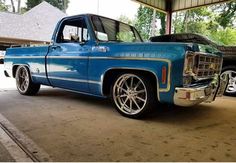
[0,51,5,64]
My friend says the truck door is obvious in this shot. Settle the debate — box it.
[47,16,91,92]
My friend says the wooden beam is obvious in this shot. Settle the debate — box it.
[165,0,172,34]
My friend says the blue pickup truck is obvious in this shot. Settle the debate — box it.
[4,14,228,118]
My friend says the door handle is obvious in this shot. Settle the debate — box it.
[51,45,61,50]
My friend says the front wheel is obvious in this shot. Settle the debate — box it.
[221,66,236,96]
[15,66,40,95]
[112,73,156,118]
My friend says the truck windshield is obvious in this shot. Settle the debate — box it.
[198,44,221,55]
[91,15,143,43]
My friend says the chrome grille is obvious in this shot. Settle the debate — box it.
[195,54,222,79]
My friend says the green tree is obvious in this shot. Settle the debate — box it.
[159,12,166,35]
[118,15,134,25]
[173,7,211,34]
[26,0,69,11]
[135,6,154,40]
[135,6,166,40]
[210,28,236,46]
[172,1,236,45]
[213,1,236,28]
[0,0,8,11]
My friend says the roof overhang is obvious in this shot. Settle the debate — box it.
[133,0,232,13]
[0,37,49,50]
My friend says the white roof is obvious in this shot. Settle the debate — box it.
[0,1,67,42]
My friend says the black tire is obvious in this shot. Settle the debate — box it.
[15,66,40,95]
[111,72,157,118]
[221,65,236,96]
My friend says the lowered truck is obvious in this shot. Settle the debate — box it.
[4,14,228,118]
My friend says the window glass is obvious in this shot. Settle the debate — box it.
[57,17,90,44]
[198,44,220,54]
[91,15,142,42]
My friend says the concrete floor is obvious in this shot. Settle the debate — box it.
[0,65,236,161]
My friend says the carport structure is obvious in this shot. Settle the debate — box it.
[133,0,232,34]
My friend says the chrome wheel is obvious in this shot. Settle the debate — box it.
[222,70,236,94]
[16,66,30,93]
[113,74,147,115]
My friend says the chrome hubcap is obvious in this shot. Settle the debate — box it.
[16,67,29,92]
[113,74,147,115]
[222,70,236,93]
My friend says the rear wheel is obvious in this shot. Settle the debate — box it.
[112,73,156,118]
[15,66,40,95]
[221,66,236,96]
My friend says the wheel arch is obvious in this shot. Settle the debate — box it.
[222,58,236,70]
[101,68,160,101]
[12,64,32,79]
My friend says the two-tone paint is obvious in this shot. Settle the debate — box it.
[4,14,196,104]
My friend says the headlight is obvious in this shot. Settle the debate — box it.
[184,52,195,75]
[183,52,199,86]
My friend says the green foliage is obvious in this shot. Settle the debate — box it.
[172,1,236,46]
[173,7,212,34]
[214,1,236,28]
[159,12,166,35]
[116,31,135,42]
[118,15,134,25]
[209,28,236,46]
[134,6,165,40]
[135,6,154,40]
[0,0,8,11]
[26,0,69,11]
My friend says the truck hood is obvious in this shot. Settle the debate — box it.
[150,33,217,47]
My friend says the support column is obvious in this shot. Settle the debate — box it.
[166,11,172,34]
[165,0,172,34]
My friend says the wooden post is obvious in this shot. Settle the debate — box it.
[165,0,172,34]
[166,11,172,34]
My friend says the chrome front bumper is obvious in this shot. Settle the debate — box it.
[174,74,228,107]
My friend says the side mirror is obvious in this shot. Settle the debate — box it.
[50,40,55,45]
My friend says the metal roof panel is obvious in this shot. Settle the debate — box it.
[134,0,231,12]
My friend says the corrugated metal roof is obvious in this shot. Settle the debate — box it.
[172,0,231,11]
[132,0,166,11]
[133,0,231,12]
[0,1,66,43]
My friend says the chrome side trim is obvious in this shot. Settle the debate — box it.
[32,75,101,85]
[47,56,88,59]
[89,56,170,63]
[5,56,45,59]
[91,56,171,93]
[51,87,105,98]
[31,75,47,78]
[11,56,172,95]
[46,56,171,92]
[100,67,161,101]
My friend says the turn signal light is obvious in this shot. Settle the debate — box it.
[162,66,167,84]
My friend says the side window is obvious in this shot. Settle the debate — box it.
[57,17,90,44]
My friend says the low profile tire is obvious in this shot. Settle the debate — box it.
[221,65,236,96]
[15,66,40,95]
[111,72,156,118]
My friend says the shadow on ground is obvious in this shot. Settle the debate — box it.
[37,88,218,124]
